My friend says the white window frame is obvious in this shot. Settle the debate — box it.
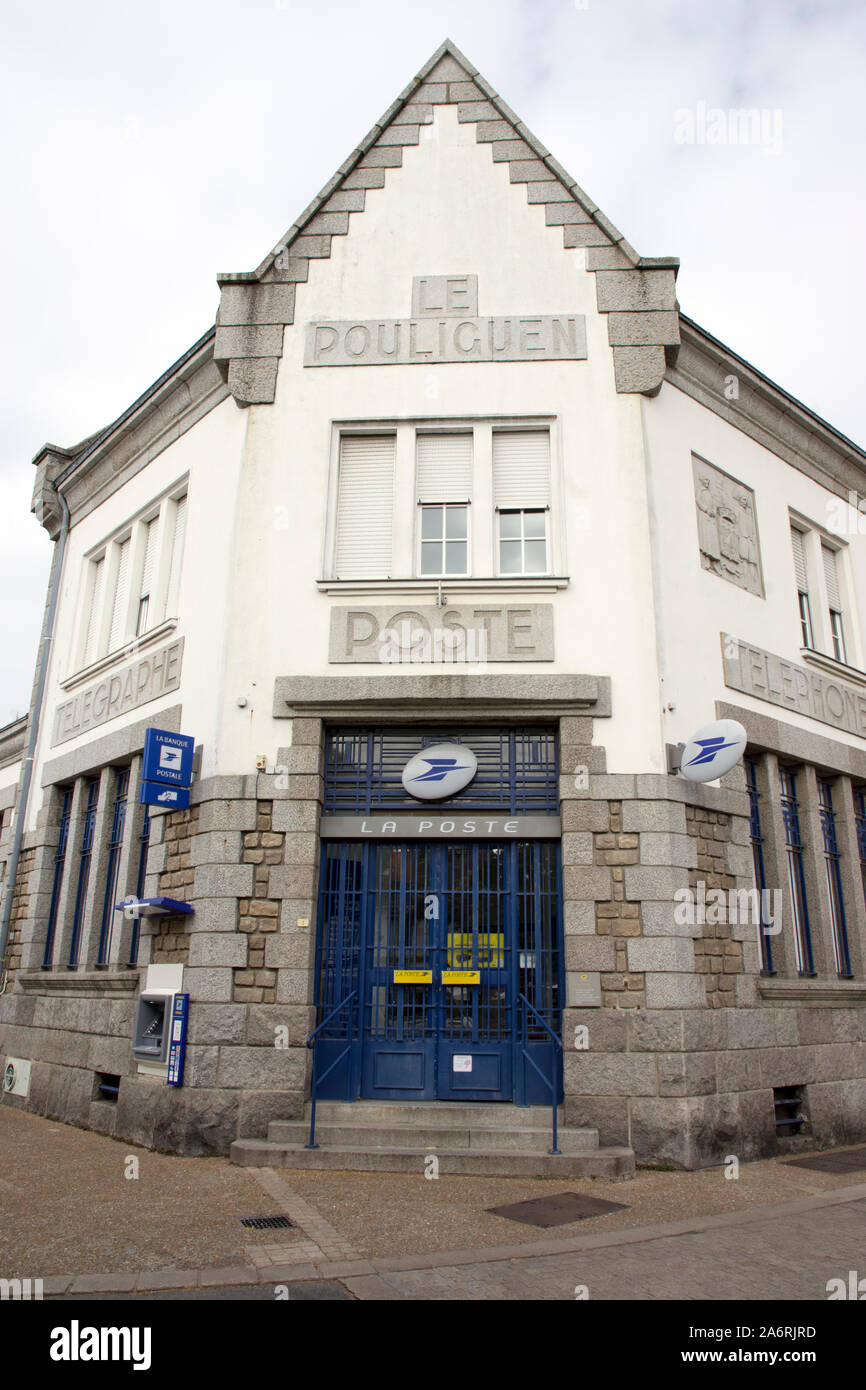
[418,503,471,578]
[497,507,550,576]
[69,480,189,679]
[323,417,562,586]
[789,511,859,672]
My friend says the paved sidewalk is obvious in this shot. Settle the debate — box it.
[39,1185,866,1301]
[3,1105,866,1300]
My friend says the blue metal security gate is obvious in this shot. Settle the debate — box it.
[314,838,563,1104]
[312,727,563,1105]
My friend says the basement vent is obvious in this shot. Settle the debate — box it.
[774,1085,806,1135]
[94,1072,120,1103]
[240,1215,294,1230]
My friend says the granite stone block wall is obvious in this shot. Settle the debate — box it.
[2,710,866,1168]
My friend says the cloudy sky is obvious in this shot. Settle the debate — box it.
[2,0,864,724]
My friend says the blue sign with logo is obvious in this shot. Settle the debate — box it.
[139,781,191,809]
[401,742,478,801]
[679,719,747,783]
[167,993,190,1086]
[142,728,195,787]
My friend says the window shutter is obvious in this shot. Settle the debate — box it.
[83,557,106,665]
[416,433,472,502]
[108,539,131,651]
[165,495,187,616]
[822,544,842,610]
[140,517,158,601]
[335,435,395,578]
[493,431,550,508]
[791,527,808,593]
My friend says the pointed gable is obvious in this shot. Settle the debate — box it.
[214,39,679,405]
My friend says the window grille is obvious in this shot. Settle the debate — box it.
[818,780,852,977]
[324,726,559,815]
[745,758,774,974]
[779,767,815,975]
[127,805,151,966]
[68,779,100,967]
[96,768,130,965]
[42,788,73,968]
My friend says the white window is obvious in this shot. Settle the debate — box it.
[136,516,159,636]
[329,421,556,581]
[75,485,189,672]
[791,525,813,648]
[822,543,847,663]
[164,494,187,618]
[493,431,551,575]
[416,433,472,577]
[82,555,106,667]
[334,435,395,579]
[498,509,548,574]
[107,536,132,652]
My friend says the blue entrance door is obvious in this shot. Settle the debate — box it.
[314,840,563,1104]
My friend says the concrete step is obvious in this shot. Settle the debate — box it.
[268,1120,599,1154]
[230,1139,635,1180]
[308,1100,566,1129]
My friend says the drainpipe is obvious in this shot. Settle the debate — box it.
[0,481,70,991]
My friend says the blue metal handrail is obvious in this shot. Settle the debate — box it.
[517,992,563,1155]
[304,990,357,1150]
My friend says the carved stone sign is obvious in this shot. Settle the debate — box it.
[693,458,763,597]
[329,605,554,664]
[52,639,184,746]
[722,634,866,738]
[305,275,587,367]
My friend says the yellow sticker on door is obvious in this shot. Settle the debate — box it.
[446,933,504,969]
[393,970,433,984]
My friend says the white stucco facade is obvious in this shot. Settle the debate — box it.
[2,40,865,1172]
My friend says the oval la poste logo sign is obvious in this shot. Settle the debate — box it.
[401,742,478,801]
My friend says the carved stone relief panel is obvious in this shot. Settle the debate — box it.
[692,457,763,597]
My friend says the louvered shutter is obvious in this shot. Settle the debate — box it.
[791,527,808,593]
[108,539,131,651]
[165,496,187,616]
[335,436,395,578]
[416,433,472,502]
[140,518,158,600]
[83,557,106,665]
[492,431,550,508]
[822,544,842,610]
[136,517,159,633]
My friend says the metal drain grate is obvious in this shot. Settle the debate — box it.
[487,1192,630,1227]
[240,1215,294,1230]
[784,1145,866,1175]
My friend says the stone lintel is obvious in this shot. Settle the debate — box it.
[272,673,609,719]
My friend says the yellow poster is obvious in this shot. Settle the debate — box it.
[446,933,504,969]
